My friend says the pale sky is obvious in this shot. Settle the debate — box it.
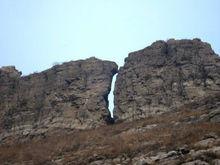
[0,0,220,113]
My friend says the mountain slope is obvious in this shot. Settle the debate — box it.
[0,39,219,165]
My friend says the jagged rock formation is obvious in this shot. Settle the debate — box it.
[114,39,220,120]
[0,57,118,139]
[0,39,220,165]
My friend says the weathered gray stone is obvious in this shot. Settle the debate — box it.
[212,159,220,165]
[182,160,209,165]
[194,138,217,148]
[89,160,104,165]
[208,146,220,157]
[0,57,118,138]
[114,39,220,120]
[208,108,220,123]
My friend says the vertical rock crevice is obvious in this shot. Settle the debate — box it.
[108,73,118,116]
[104,73,118,124]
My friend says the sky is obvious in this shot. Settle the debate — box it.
[0,0,220,113]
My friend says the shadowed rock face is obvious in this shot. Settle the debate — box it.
[114,39,220,120]
[0,57,118,137]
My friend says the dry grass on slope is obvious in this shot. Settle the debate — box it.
[0,103,220,165]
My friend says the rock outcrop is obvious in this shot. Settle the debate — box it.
[0,57,118,138]
[0,39,220,165]
[114,39,220,120]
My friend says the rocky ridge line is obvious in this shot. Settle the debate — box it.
[114,38,220,121]
[0,57,118,139]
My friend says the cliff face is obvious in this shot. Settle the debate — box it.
[114,39,220,120]
[0,39,220,165]
[0,57,118,138]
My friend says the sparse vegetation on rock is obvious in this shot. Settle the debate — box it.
[0,39,219,164]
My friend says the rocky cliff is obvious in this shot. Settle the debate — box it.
[114,39,220,120]
[0,57,118,139]
[0,39,220,165]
